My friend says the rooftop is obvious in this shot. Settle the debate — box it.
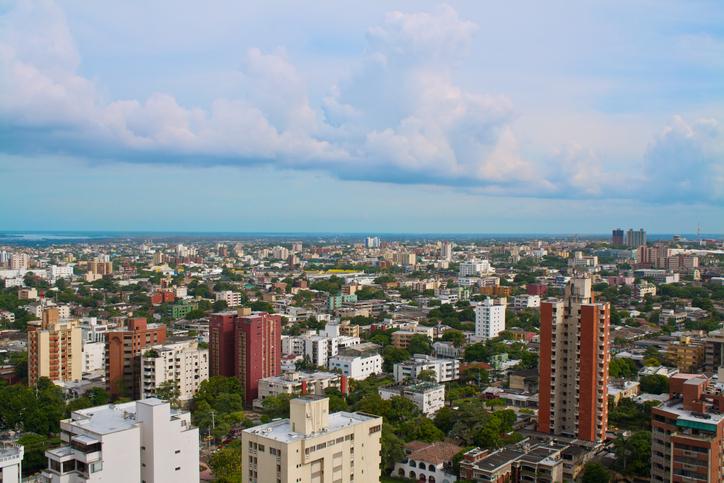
[243,410,379,443]
[405,441,462,465]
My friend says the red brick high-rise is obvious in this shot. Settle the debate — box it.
[538,276,610,442]
[209,310,281,405]
[105,317,166,398]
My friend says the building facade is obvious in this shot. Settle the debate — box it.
[105,318,167,398]
[209,310,282,405]
[27,308,82,386]
[474,298,506,340]
[650,373,724,483]
[141,339,209,403]
[42,398,198,483]
[538,276,610,442]
[242,396,382,483]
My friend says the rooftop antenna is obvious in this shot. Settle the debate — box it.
[697,223,702,245]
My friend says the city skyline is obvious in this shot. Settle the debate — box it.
[1,0,723,232]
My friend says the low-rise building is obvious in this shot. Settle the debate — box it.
[378,382,445,416]
[392,441,461,482]
[241,396,382,483]
[328,343,383,380]
[393,354,460,383]
[666,336,705,373]
[43,398,199,483]
[512,294,540,309]
[460,441,569,483]
[254,371,345,409]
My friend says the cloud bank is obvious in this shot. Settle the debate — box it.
[0,1,722,204]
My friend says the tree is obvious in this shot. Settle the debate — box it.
[581,462,610,483]
[382,346,410,372]
[209,440,241,483]
[640,374,669,394]
[609,358,638,379]
[416,369,437,382]
[212,300,228,312]
[261,393,293,421]
[407,334,432,355]
[397,416,445,442]
[613,431,651,476]
[441,329,465,348]
[380,425,405,473]
[18,433,61,476]
[155,380,181,408]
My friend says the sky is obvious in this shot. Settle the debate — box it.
[0,0,723,233]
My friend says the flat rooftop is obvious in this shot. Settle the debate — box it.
[243,411,378,443]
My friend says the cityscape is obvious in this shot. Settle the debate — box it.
[2,1,724,483]
[0,231,722,482]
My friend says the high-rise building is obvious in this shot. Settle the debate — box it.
[209,310,281,405]
[141,340,209,403]
[625,228,647,248]
[704,328,724,378]
[10,253,30,270]
[538,276,610,442]
[650,373,724,483]
[459,259,493,277]
[105,318,166,398]
[241,396,382,483]
[27,307,82,386]
[611,228,624,246]
[440,241,453,261]
[474,298,506,340]
[43,398,199,483]
[364,236,381,249]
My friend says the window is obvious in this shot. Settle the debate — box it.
[175,450,181,454]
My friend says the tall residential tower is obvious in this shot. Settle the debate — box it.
[538,276,610,442]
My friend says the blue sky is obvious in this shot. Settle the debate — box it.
[1,0,723,233]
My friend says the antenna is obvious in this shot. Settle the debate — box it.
[697,223,701,244]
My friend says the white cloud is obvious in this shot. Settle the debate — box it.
[0,0,721,206]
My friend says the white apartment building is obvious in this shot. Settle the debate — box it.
[393,355,460,383]
[512,294,541,309]
[440,242,453,261]
[459,260,493,277]
[328,343,383,380]
[0,443,23,483]
[81,342,105,373]
[242,396,382,483]
[254,371,343,408]
[43,398,199,483]
[633,282,657,300]
[379,383,446,416]
[272,246,289,260]
[141,340,209,402]
[80,318,108,343]
[215,290,242,307]
[474,298,507,340]
[47,265,74,280]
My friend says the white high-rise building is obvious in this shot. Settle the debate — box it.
[242,396,382,483]
[474,298,506,340]
[272,246,290,260]
[141,340,209,402]
[43,399,199,483]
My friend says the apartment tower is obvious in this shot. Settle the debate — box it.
[650,373,724,482]
[105,318,166,398]
[209,310,281,405]
[538,276,610,442]
[27,307,82,386]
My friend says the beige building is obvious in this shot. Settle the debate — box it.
[242,396,382,483]
[141,339,209,403]
[27,307,82,385]
[666,336,705,373]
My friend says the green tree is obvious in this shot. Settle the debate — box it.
[155,380,181,408]
[640,374,669,394]
[407,334,432,355]
[209,440,241,483]
[261,393,294,421]
[441,329,465,347]
[609,358,638,379]
[382,346,410,372]
[397,416,445,442]
[18,433,61,476]
[581,462,611,483]
[380,425,405,473]
[613,431,651,476]
[416,369,437,382]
